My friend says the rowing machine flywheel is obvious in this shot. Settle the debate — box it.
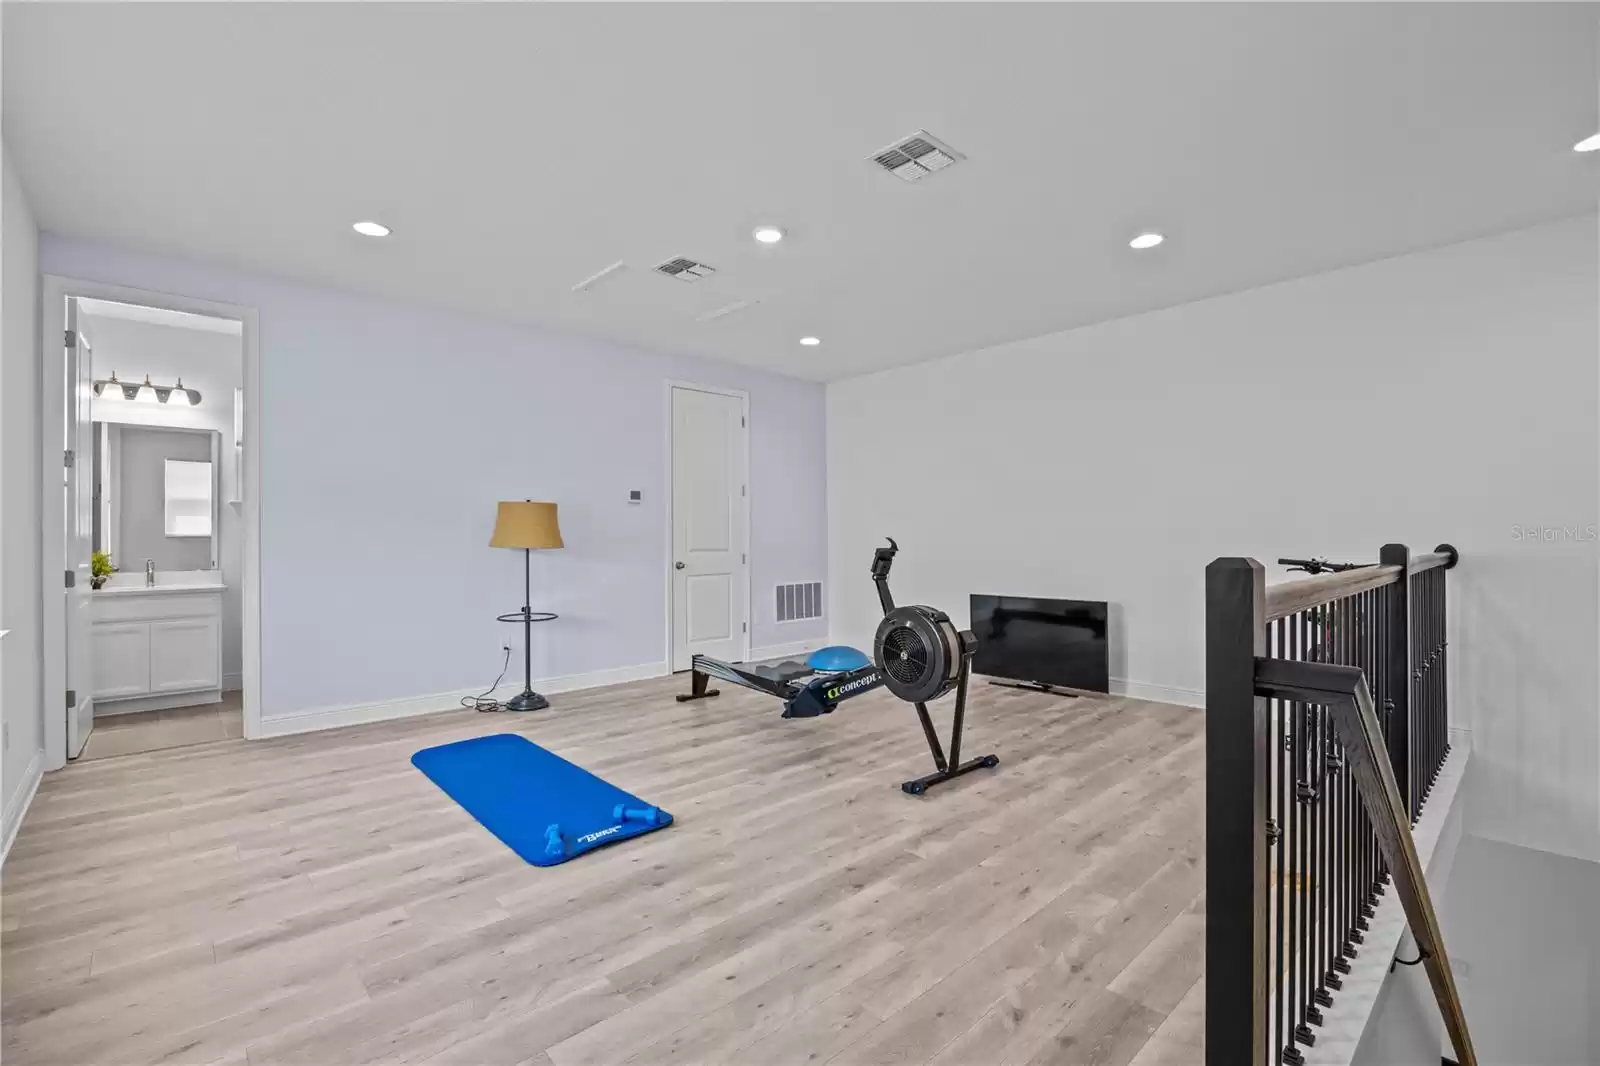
[873,605,967,704]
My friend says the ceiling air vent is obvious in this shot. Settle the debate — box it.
[655,257,718,282]
[869,130,965,182]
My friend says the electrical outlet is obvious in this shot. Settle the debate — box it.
[500,639,513,658]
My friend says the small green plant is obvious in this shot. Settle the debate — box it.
[91,550,116,590]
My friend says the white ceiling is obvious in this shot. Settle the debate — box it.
[6,4,1596,382]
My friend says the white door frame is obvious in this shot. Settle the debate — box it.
[663,380,750,669]
[41,275,264,767]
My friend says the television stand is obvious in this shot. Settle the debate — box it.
[987,679,1079,698]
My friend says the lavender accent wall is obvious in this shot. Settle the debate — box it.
[42,235,828,718]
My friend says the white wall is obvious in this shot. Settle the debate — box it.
[41,235,829,726]
[1,141,43,850]
[829,215,1599,862]
[84,311,245,686]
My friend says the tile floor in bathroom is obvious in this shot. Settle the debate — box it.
[78,689,245,761]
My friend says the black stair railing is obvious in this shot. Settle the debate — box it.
[1205,544,1471,1066]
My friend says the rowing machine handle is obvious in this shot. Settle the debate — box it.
[872,537,898,615]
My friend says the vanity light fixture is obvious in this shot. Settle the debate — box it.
[94,372,202,405]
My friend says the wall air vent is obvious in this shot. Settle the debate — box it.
[869,130,965,182]
[655,257,718,282]
[776,582,823,623]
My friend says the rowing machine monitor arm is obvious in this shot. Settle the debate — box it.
[871,538,899,615]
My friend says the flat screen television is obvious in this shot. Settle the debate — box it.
[969,595,1110,692]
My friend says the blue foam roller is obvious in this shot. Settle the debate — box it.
[807,645,871,672]
[612,804,661,826]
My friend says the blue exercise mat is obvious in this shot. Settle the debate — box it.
[411,733,673,867]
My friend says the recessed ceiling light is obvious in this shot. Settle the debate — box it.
[1574,133,1600,153]
[1129,232,1165,250]
[799,336,820,346]
[352,220,391,237]
[753,226,785,244]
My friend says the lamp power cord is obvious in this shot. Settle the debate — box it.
[462,646,512,712]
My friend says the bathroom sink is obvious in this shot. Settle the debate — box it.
[97,570,225,593]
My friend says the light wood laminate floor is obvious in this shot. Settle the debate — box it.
[1,674,1205,1066]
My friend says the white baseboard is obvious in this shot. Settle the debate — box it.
[2,749,44,867]
[98,689,223,716]
[747,639,825,663]
[256,660,669,739]
[1111,676,1205,708]
[223,672,243,692]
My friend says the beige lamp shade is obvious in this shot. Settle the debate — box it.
[490,500,564,549]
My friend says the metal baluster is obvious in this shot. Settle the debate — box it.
[1276,618,1290,1065]
[1295,608,1316,1047]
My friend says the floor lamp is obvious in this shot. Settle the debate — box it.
[491,500,563,711]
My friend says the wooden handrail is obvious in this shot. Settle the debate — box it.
[1255,659,1477,1066]
[1265,564,1402,622]
[1410,550,1454,574]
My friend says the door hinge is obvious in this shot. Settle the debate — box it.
[66,689,76,709]
[741,553,746,564]
[742,622,747,633]
[64,449,75,469]
[64,569,75,588]
[741,415,745,428]
[741,485,746,497]
[64,329,77,348]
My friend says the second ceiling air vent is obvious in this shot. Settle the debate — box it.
[655,257,718,282]
[869,130,965,182]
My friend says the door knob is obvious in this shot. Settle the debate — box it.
[675,561,686,570]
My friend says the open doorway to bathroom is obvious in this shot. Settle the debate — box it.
[75,300,243,759]
[42,278,261,770]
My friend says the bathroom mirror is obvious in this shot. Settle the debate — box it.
[92,422,221,572]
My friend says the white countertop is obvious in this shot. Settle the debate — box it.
[95,582,225,597]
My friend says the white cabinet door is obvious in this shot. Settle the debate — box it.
[92,623,151,699]
[149,618,221,693]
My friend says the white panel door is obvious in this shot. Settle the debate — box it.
[66,301,96,757]
[92,623,152,699]
[149,618,222,693]
[671,386,747,671]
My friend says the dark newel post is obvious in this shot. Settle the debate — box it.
[1205,557,1268,1066]
[1378,543,1411,819]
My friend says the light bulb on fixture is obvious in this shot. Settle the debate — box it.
[1129,232,1165,250]
[136,375,161,403]
[174,378,201,405]
[752,226,785,244]
[352,220,391,237]
[799,336,820,346]
[1574,133,1600,153]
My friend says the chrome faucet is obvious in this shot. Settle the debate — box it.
[145,559,156,587]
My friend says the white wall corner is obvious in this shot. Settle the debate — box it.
[1111,677,1205,709]
[255,661,668,739]
[1,748,44,867]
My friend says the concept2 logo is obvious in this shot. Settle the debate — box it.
[578,825,624,845]
[826,672,882,701]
